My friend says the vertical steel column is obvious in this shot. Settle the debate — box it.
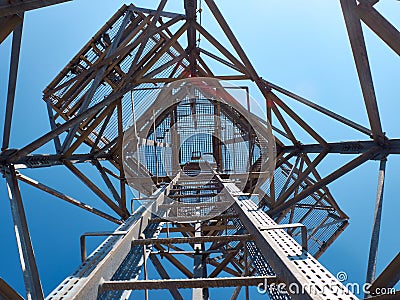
[340,0,384,144]
[170,106,181,175]
[2,13,23,151]
[213,101,223,171]
[184,0,197,76]
[143,243,149,300]
[4,165,44,300]
[243,241,249,300]
[366,159,386,286]
[192,222,207,299]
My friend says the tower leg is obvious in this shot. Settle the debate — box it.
[366,159,386,289]
[4,165,44,300]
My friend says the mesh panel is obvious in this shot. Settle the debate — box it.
[43,5,189,154]
[259,161,348,258]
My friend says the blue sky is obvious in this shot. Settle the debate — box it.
[0,0,399,299]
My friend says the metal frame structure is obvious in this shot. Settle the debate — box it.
[0,0,399,299]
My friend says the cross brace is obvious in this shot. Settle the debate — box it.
[100,276,276,291]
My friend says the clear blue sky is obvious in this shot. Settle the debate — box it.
[0,1,399,299]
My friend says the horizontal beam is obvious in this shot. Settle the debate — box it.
[160,225,236,233]
[100,276,275,291]
[154,250,237,256]
[169,187,218,192]
[131,6,185,19]
[168,193,218,198]
[280,139,400,156]
[1,153,110,169]
[149,214,239,223]
[159,201,230,210]
[132,234,253,246]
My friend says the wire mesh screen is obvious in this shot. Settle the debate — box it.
[43,4,189,153]
[259,161,348,258]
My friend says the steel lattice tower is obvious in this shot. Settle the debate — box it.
[0,1,399,300]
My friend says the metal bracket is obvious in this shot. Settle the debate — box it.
[80,231,128,262]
